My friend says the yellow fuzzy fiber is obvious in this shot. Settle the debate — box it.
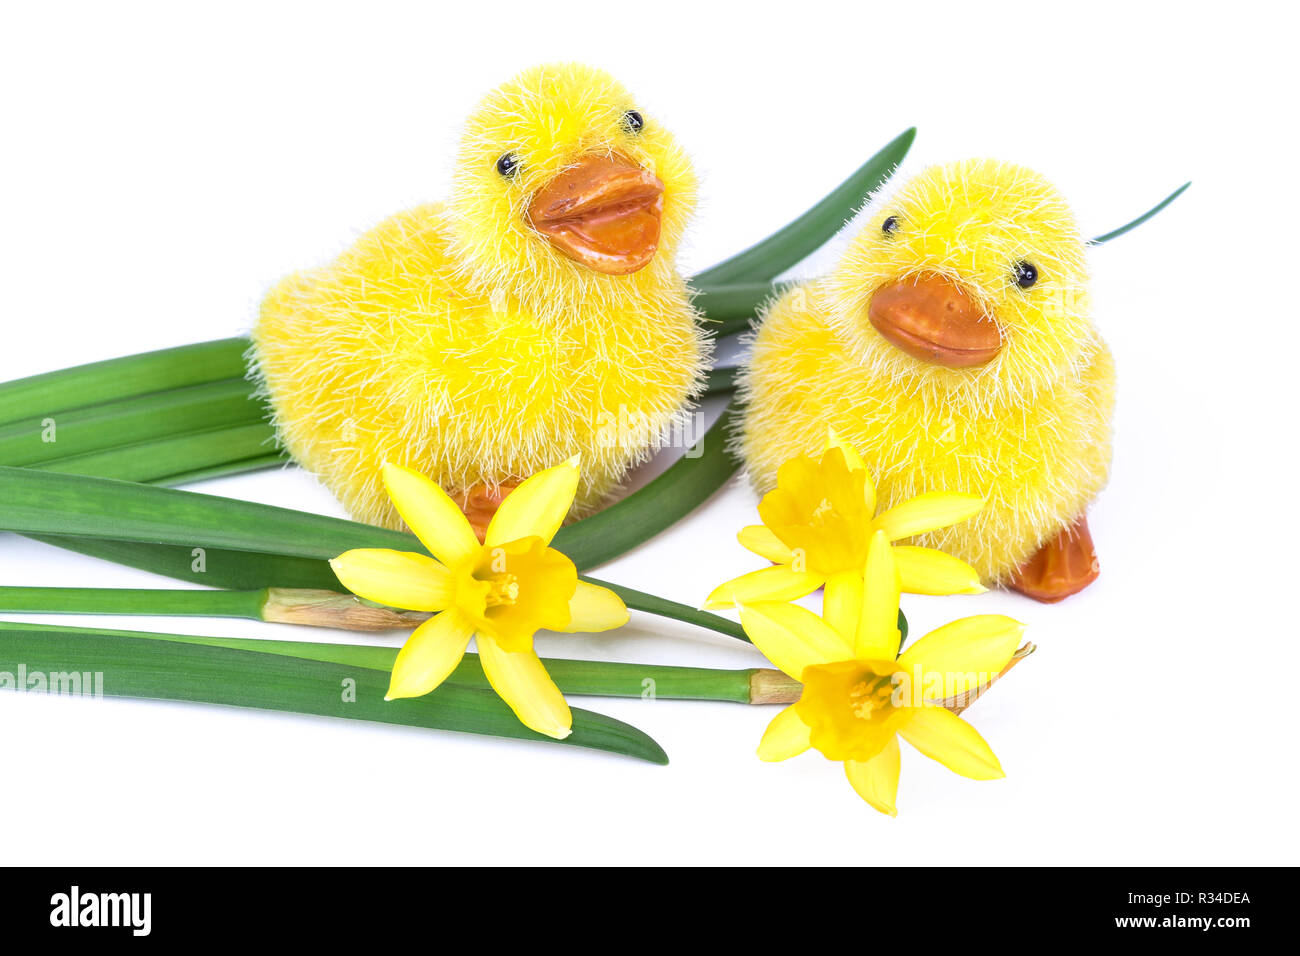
[251,64,707,530]
[738,159,1116,584]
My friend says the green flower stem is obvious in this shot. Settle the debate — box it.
[0,584,429,631]
[0,621,669,764]
[0,585,269,619]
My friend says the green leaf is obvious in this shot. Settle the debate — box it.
[152,453,287,486]
[694,282,795,338]
[1092,182,1191,245]
[0,619,761,703]
[35,422,278,483]
[552,402,742,570]
[0,337,250,429]
[0,621,668,764]
[691,128,916,287]
[0,377,264,467]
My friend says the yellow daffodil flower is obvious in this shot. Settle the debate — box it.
[704,430,985,611]
[329,457,629,739]
[742,530,1025,815]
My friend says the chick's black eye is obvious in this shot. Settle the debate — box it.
[881,215,900,236]
[622,109,644,133]
[1013,260,1039,289]
[496,152,520,178]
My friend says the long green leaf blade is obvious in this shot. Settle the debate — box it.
[0,463,417,556]
[2,619,759,703]
[154,453,288,486]
[0,377,264,467]
[552,402,742,569]
[0,623,668,763]
[0,337,250,428]
[28,534,345,590]
[1091,182,1191,245]
[35,422,277,482]
[692,281,795,327]
[691,128,916,287]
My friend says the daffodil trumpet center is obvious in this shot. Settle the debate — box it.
[458,536,577,651]
[483,572,521,607]
[796,659,906,763]
[759,447,873,576]
[848,673,896,720]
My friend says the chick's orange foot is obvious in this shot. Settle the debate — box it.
[1006,515,1099,603]
[453,480,521,543]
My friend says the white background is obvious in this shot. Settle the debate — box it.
[1,1,1297,865]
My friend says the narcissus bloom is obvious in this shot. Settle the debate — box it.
[330,458,628,739]
[742,530,1024,815]
[704,431,986,612]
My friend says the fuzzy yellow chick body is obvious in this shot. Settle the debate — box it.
[738,160,1116,600]
[252,64,706,533]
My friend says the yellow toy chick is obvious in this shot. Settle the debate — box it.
[252,64,706,537]
[738,159,1116,602]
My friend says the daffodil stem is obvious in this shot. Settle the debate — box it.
[0,585,429,632]
[0,586,268,619]
[0,582,751,647]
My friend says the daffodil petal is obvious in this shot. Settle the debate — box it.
[477,636,573,739]
[384,610,475,701]
[485,456,579,548]
[737,524,794,564]
[382,463,480,567]
[898,615,1025,699]
[899,706,1004,780]
[856,531,901,660]
[823,570,863,645]
[329,549,452,612]
[560,581,629,633]
[738,601,854,681]
[824,428,875,514]
[873,492,984,541]
[893,546,986,595]
[757,705,812,762]
[824,427,865,472]
[702,565,824,610]
[845,735,900,815]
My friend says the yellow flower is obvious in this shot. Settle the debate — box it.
[329,457,629,739]
[742,530,1024,815]
[704,430,985,610]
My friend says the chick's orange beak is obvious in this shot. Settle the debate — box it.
[526,152,664,275]
[867,274,1002,368]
